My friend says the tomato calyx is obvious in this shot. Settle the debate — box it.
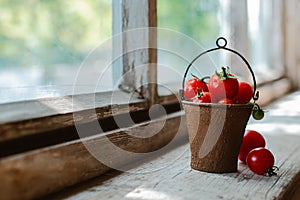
[194,88,203,98]
[265,166,279,177]
[215,66,237,81]
[193,88,211,103]
[209,66,239,102]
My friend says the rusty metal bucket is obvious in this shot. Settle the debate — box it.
[181,37,259,173]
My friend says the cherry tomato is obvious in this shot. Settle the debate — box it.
[218,98,234,104]
[208,67,239,102]
[238,130,266,163]
[184,75,208,100]
[252,109,264,120]
[233,82,254,104]
[193,92,211,103]
[246,147,275,175]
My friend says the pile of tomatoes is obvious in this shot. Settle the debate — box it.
[184,66,253,104]
[239,130,278,176]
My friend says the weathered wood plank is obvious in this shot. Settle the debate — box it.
[45,134,300,200]
[0,91,148,142]
[292,185,300,200]
[0,91,144,124]
[147,0,158,106]
[45,91,300,200]
[0,75,289,143]
[0,111,187,200]
[0,89,181,144]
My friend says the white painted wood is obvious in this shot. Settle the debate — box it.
[119,0,157,104]
[119,0,150,93]
[47,91,300,200]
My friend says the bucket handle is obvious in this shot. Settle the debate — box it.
[180,37,259,102]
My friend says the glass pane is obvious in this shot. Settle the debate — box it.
[157,0,223,95]
[0,0,112,103]
[247,0,284,82]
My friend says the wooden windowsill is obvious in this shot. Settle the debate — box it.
[44,91,300,200]
[0,76,290,139]
[0,79,294,199]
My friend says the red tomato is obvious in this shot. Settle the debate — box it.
[208,67,239,102]
[184,75,208,100]
[246,147,275,175]
[193,92,211,103]
[218,98,234,104]
[238,130,266,163]
[233,82,254,104]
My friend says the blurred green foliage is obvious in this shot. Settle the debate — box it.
[157,0,221,75]
[0,0,111,68]
[0,0,220,69]
[157,0,220,45]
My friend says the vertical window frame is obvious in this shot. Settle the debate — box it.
[114,0,158,107]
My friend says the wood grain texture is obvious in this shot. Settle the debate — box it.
[121,0,150,98]
[0,91,147,142]
[292,184,300,200]
[44,135,300,200]
[45,91,300,200]
[147,0,158,106]
[0,91,144,124]
[45,135,300,200]
[0,89,180,144]
[0,111,187,200]
[0,77,289,144]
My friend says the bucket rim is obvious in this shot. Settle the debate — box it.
[181,100,254,109]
